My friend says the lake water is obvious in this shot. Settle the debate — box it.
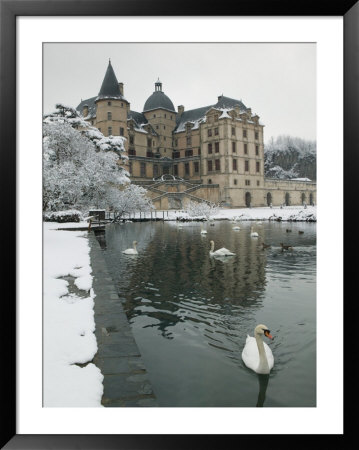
[97,219,316,407]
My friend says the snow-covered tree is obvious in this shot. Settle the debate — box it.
[43,104,129,211]
[264,135,316,180]
[186,200,219,220]
[109,185,154,221]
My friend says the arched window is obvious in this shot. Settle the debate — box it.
[285,192,290,206]
[245,192,251,207]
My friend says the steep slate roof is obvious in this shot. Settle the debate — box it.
[143,90,176,113]
[76,96,97,119]
[128,110,147,125]
[174,95,248,133]
[97,60,126,101]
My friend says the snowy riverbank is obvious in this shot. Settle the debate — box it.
[157,205,315,222]
[43,222,103,406]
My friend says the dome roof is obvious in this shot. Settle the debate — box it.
[143,80,175,113]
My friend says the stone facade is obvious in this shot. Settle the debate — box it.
[77,61,316,209]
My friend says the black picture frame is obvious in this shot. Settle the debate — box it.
[1,0,356,448]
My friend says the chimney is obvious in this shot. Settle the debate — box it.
[178,105,184,115]
[119,82,124,96]
[83,104,89,117]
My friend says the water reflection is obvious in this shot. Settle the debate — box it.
[98,220,316,407]
[256,374,270,407]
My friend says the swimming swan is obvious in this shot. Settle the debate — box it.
[209,240,235,256]
[242,324,274,374]
[232,226,240,231]
[250,226,259,237]
[122,241,138,255]
[200,225,207,234]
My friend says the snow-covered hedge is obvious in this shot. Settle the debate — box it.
[43,210,83,223]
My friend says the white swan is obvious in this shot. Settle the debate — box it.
[250,226,259,237]
[242,324,274,374]
[209,240,235,256]
[200,225,207,234]
[122,241,138,255]
[232,225,240,231]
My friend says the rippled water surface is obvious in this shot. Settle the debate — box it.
[98,220,316,407]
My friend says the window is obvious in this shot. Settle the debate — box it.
[257,180,260,186]
[214,114,218,121]
[175,139,178,146]
[153,114,156,118]
[153,140,155,147]
[215,142,219,153]
[164,137,166,141]
[208,179,212,184]
[147,139,152,148]
[214,127,219,136]
[140,163,146,177]
[208,129,212,137]
[107,112,112,120]
[164,114,167,118]
[173,151,180,159]
[244,143,248,154]
[245,179,250,186]
[194,161,199,173]
[233,159,237,171]
[187,136,191,146]
[185,163,190,175]
[170,115,172,120]
[146,150,153,158]
[256,161,260,173]
[256,145,259,156]
[198,148,201,156]
[208,143,213,154]
[128,149,136,156]
[121,103,123,107]
[207,160,213,171]
[234,179,238,185]
[129,135,134,145]
[120,127,124,136]
[185,149,193,157]
[243,129,247,138]
[108,127,112,136]
[153,165,159,178]
[215,159,220,171]
[232,142,236,152]
[255,131,259,140]
[164,125,166,130]
[107,101,112,106]
[156,125,159,129]
[231,127,235,136]
[173,165,178,175]
[245,160,249,171]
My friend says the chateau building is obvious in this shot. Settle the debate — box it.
[77,61,316,209]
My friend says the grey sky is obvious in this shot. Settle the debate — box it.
[43,43,316,143]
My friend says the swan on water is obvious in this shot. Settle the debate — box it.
[250,226,259,237]
[200,225,207,234]
[209,240,235,256]
[232,226,240,231]
[242,324,274,374]
[122,241,138,255]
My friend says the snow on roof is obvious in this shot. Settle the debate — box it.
[291,177,312,181]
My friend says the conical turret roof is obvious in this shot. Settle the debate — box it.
[96,60,125,101]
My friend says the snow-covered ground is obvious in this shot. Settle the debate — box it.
[43,222,103,407]
[126,205,317,222]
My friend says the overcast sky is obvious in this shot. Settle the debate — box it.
[43,43,316,143]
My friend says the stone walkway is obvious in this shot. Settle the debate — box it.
[88,232,158,407]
